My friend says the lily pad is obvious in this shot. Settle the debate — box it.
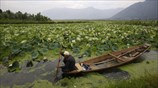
[31,50,39,60]
[8,61,20,72]
[38,48,48,55]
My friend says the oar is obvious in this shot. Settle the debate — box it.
[54,48,62,81]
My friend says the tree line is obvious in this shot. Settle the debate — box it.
[0,9,51,21]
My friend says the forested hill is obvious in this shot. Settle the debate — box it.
[111,0,158,20]
[0,9,51,22]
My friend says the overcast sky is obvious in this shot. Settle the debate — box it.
[1,0,145,14]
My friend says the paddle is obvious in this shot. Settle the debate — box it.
[53,48,62,82]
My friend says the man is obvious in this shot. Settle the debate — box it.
[60,51,76,73]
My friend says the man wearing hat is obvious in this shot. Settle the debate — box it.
[60,51,76,72]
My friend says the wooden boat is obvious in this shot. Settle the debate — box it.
[67,44,151,74]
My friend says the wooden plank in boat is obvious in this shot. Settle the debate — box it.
[122,56,133,60]
[90,64,98,69]
[118,47,138,57]
[108,53,126,62]
[94,59,115,65]
[75,63,83,71]
[131,52,140,57]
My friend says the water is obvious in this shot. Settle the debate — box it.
[0,50,157,87]
[101,68,130,80]
[0,60,60,87]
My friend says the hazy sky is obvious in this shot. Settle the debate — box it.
[1,0,145,14]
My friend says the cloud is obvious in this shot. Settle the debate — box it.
[0,0,145,14]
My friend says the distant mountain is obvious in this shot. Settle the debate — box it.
[111,0,158,20]
[42,7,123,20]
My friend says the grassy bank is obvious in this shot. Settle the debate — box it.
[11,71,158,88]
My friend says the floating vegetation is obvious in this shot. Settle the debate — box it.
[0,20,157,71]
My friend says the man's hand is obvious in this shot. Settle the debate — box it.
[58,65,64,68]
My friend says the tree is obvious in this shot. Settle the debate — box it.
[35,12,42,21]
[0,9,51,21]
[15,11,23,19]
[6,10,14,19]
[22,12,28,20]
[0,9,2,13]
[0,9,2,19]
